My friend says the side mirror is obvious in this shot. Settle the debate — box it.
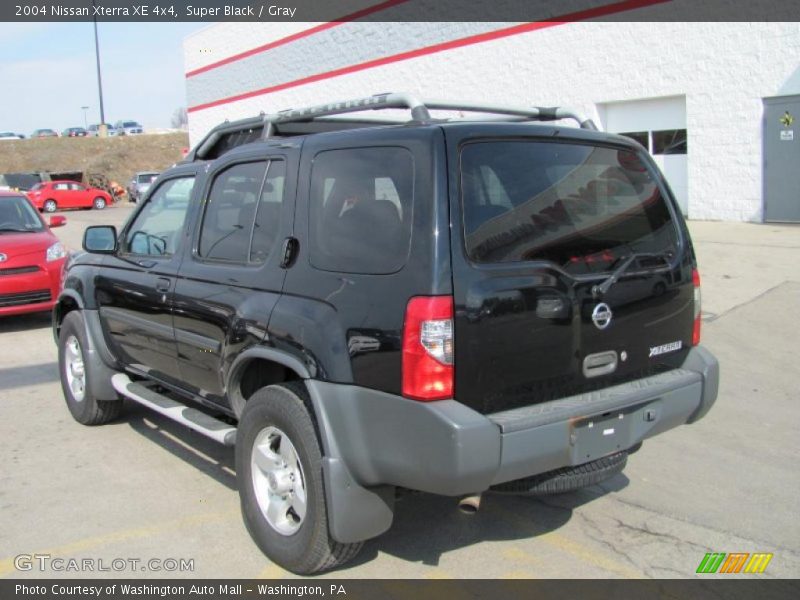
[48,215,66,228]
[83,225,118,254]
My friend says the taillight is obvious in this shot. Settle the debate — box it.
[402,296,454,401]
[692,268,701,346]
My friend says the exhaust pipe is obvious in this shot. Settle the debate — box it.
[458,493,482,514]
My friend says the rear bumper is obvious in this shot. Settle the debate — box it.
[308,345,719,497]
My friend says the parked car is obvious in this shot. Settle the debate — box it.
[27,180,112,212]
[87,123,116,137]
[57,93,718,575]
[62,127,88,137]
[31,129,58,138]
[0,191,67,317]
[127,171,159,203]
[114,120,143,135]
[0,131,24,140]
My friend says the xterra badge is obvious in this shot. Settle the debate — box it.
[649,341,683,357]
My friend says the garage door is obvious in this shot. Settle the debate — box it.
[598,96,688,217]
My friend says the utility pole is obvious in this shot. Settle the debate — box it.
[81,106,89,129]
[92,0,107,136]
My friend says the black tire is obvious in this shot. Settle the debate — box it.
[58,311,122,425]
[93,197,107,210]
[236,382,362,574]
[491,452,628,496]
[43,199,57,213]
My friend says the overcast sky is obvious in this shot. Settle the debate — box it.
[0,22,206,134]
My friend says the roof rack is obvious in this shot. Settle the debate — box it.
[187,93,599,161]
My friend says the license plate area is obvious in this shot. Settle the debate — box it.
[571,409,633,463]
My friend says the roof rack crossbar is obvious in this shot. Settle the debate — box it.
[420,100,598,130]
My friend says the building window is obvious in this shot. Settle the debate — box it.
[619,131,649,148]
[652,129,687,155]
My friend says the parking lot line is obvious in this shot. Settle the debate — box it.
[423,568,454,579]
[494,507,642,578]
[538,531,641,578]
[499,570,539,579]
[256,563,288,579]
[0,509,239,578]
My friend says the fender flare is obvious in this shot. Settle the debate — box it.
[226,346,312,417]
[52,290,85,343]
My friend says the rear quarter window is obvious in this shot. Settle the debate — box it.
[309,146,414,274]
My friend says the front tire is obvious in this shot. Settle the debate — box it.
[43,199,57,213]
[93,197,107,210]
[236,382,362,574]
[58,311,122,425]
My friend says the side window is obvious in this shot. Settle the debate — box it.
[54,183,69,191]
[250,160,286,263]
[124,176,195,256]
[309,147,414,274]
[198,161,266,262]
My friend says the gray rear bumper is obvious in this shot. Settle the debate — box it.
[307,346,718,541]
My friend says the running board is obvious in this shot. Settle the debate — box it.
[111,373,236,446]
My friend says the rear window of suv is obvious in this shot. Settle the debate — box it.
[460,140,679,273]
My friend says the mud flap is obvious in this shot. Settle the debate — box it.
[322,457,394,544]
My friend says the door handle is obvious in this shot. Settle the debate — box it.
[155,278,171,293]
[280,237,299,269]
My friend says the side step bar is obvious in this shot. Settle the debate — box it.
[111,373,236,446]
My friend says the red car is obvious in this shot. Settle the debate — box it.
[27,180,112,213]
[0,192,68,317]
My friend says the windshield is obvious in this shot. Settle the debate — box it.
[0,197,44,232]
[123,122,140,128]
[137,174,158,183]
[460,140,679,274]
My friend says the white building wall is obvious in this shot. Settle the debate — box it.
[184,22,800,222]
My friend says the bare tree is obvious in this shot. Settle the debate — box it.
[171,107,188,129]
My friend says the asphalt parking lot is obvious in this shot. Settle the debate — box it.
[1,204,798,579]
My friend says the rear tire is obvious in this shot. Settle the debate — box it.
[58,311,122,425]
[43,199,57,213]
[93,197,107,210]
[236,382,362,574]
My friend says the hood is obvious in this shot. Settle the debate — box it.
[0,231,57,262]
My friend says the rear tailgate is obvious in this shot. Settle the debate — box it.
[448,131,695,415]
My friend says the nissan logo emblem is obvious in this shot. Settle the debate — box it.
[592,303,613,330]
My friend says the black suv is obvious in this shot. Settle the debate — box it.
[53,93,719,574]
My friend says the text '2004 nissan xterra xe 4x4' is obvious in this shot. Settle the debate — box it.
[53,93,719,574]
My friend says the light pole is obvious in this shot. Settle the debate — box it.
[81,106,89,129]
[92,0,107,136]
